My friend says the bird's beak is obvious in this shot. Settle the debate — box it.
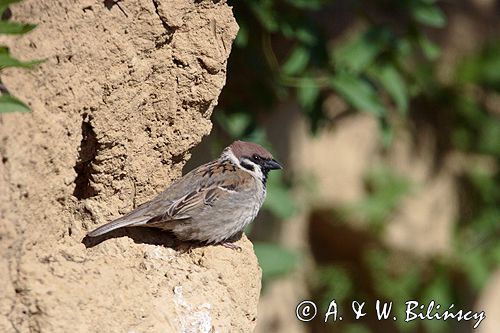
[265,159,283,170]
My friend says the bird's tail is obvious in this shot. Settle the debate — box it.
[86,216,147,237]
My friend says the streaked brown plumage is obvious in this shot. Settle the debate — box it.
[86,140,282,247]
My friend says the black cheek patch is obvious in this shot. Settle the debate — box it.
[240,160,255,172]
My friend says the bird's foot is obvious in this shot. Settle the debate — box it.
[221,241,242,251]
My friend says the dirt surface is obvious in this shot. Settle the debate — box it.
[0,1,261,332]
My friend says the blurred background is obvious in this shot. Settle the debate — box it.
[184,0,500,332]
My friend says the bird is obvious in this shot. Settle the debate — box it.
[86,140,283,249]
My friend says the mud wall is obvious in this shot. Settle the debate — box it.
[0,1,261,332]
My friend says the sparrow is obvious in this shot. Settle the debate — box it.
[86,140,282,248]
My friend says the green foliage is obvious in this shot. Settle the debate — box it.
[420,273,453,333]
[316,265,353,309]
[410,1,447,28]
[215,112,253,138]
[282,45,310,76]
[417,34,441,60]
[0,0,39,113]
[227,0,448,137]
[343,324,373,333]
[460,248,490,290]
[0,93,30,113]
[0,46,41,69]
[332,27,391,74]
[311,37,500,331]
[329,72,385,117]
[254,242,298,283]
[223,3,500,332]
[365,248,422,331]
[372,64,408,114]
[454,169,500,290]
[457,42,500,91]
[0,20,34,34]
[349,166,412,229]
[0,0,23,15]
[264,171,296,219]
[296,76,320,110]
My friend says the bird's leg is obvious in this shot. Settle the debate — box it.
[220,241,242,251]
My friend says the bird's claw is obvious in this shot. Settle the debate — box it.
[221,241,242,251]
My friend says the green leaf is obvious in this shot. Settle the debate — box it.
[351,166,411,226]
[235,23,248,47]
[333,28,389,73]
[249,1,278,32]
[243,127,268,146]
[411,3,447,28]
[365,248,421,300]
[492,243,500,263]
[396,37,413,58]
[295,26,317,45]
[0,21,36,34]
[457,43,500,90]
[317,265,353,307]
[472,209,500,236]
[296,76,320,109]
[375,64,408,114]
[263,172,296,219]
[254,242,297,281]
[282,46,309,76]
[379,116,393,147]
[461,249,490,289]
[284,0,323,10]
[0,46,42,69]
[215,112,252,138]
[343,324,373,333]
[330,72,386,116]
[451,127,472,150]
[478,119,500,156]
[422,274,452,333]
[0,0,23,16]
[0,94,30,113]
[418,35,441,60]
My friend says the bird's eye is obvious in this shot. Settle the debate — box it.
[253,154,260,160]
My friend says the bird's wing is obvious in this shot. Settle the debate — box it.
[156,158,239,198]
[146,161,254,225]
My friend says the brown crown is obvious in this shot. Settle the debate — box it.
[229,140,274,160]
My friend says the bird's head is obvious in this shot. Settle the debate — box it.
[222,140,282,182]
